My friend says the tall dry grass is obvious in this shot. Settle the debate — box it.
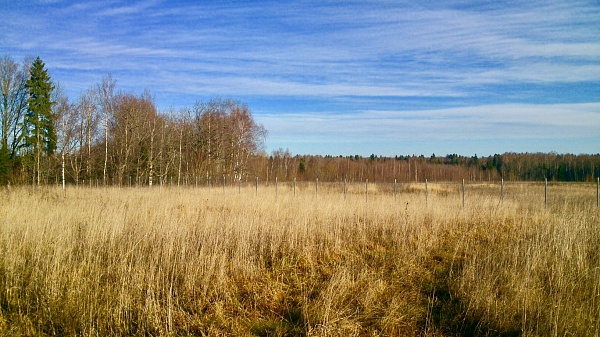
[0,182,598,336]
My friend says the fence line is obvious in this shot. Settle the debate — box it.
[63,176,600,209]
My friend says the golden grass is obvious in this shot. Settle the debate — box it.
[0,182,598,336]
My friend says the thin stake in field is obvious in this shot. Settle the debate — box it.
[501,178,504,206]
[425,179,428,207]
[462,179,465,208]
[545,178,548,209]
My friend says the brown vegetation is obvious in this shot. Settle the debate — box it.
[0,182,598,336]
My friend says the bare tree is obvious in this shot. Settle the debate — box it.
[0,56,31,158]
[193,98,266,182]
[271,148,292,180]
[97,75,116,185]
[229,101,266,181]
[156,111,177,186]
[52,84,75,189]
[78,89,99,183]
[110,92,157,186]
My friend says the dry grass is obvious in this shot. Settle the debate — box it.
[0,182,598,336]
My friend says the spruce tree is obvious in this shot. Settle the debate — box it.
[0,146,9,185]
[24,57,55,185]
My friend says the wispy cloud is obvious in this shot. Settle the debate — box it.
[260,103,600,139]
[1,0,599,155]
[95,0,159,16]
[259,103,600,155]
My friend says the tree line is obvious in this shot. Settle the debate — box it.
[0,56,266,186]
[1,55,598,187]
[265,152,600,183]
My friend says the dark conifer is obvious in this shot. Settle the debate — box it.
[24,57,55,184]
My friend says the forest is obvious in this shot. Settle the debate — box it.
[1,55,599,186]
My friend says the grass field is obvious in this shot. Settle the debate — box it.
[0,182,598,336]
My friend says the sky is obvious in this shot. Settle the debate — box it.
[2,0,600,157]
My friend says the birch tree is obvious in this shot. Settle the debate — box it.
[110,92,157,185]
[193,98,266,181]
[229,102,266,181]
[53,84,75,189]
[78,89,99,182]
[97,75,116,185]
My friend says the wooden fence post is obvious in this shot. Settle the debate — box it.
[545,178,548,209]
[501,178,504,205]
[462,179,465,208]
[425,179,428,207]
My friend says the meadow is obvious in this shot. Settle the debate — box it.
[0,181,598,336]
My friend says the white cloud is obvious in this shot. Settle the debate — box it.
[258,103,600,142]
[96,1,158,16]
[7,0,598,98]
[2,0,599,155]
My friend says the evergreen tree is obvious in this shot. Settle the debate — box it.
[0,145,9,185]
[24,57,55,185]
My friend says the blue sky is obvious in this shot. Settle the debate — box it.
[2,0,600,156]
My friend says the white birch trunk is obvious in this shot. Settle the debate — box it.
[62,152,65,190]
[104,114,108,185]
[178,127,182,186]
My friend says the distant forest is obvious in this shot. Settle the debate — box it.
[1,55,599,186]
[264,152,600,183]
